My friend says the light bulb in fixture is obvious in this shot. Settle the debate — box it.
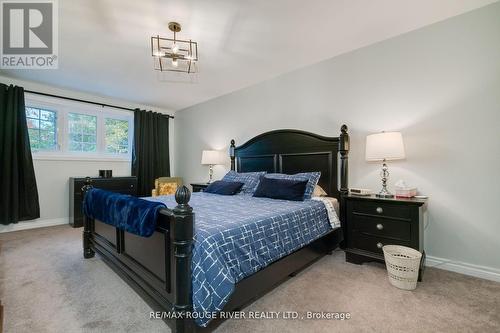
[172,43,179,54]
[172,58,178,67]
[153,50,165,57]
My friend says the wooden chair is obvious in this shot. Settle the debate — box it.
[151,177,183,196]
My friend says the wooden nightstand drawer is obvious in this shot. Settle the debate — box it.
[352,200,411,220]
[351,232,410,255]
[352,215,411,241]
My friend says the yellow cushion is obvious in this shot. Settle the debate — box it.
[158,182,178,195]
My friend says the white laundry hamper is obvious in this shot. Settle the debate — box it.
[382,245,422,291]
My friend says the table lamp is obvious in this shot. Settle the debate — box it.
[365,132,405,198]
[201,150,225,183]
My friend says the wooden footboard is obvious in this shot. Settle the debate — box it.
[82,183,344,333]
[82,180,196,332]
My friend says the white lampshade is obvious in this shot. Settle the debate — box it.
[365,132,406,161]
[201,150,225,165]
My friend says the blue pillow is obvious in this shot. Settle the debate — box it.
[222,171,266,195]
[204,180,244,195]
[253,177,308,201]
[265,172,321,199]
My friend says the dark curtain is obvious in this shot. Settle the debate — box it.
[132,109,170,196]
[0,84,40,225]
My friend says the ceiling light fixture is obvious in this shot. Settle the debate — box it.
[151,22,198,74]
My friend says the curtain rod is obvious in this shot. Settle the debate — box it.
[24,89,174,119]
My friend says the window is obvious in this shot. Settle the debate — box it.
[26,107,57,151]
[68,113,97,152]
[25,94,133,160]
[105,118,129,154]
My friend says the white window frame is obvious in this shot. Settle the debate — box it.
[25,93,133,162]
[25,104,59,152]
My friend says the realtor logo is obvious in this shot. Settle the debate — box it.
[1,0,58,69]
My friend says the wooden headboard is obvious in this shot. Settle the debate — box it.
[230,125,349,199]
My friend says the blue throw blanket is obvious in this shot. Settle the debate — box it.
[82,188,166,237]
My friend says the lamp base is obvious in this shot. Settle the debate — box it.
[377,161,393,198]
[208,164,214,183]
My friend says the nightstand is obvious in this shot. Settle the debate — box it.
[344,194,427,280]
[190,183,209,192]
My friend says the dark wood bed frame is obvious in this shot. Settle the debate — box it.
[82,125,349,332]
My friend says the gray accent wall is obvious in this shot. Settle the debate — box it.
[175,4,500,276]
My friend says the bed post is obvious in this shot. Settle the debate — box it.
[339,125,349,247]
[230,139,236,171]
[339,125,349,194]
[172,186,195,332]
[82,177,95,259]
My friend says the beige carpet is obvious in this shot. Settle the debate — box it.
[1,225,499,333]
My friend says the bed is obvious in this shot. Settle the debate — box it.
[82,125,350,332]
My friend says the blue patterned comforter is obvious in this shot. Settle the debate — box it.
[147,192,338,327]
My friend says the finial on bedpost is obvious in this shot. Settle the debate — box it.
[81,176,93,194]
[172,185,195,331]
[175,185,192,209]
[82,177,95,259]
[230,139,236,171]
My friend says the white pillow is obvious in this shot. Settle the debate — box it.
[312,185,328,197]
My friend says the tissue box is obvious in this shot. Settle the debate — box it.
[395,188,417,198]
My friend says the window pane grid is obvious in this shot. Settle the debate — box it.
[68,113,97,152]
[25,107,57,151]
[26,103,132,159]
[105,118,129,154]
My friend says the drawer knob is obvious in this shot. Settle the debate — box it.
[376,207,383,214]
[377,242,383,249]
[376,223,384,230]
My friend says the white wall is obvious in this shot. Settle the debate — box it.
[174,4,500,278]
[0,75,175,232]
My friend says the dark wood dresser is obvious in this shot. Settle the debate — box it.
[69,176,137,228]
[344,194,427,279]
[190,182,209,192]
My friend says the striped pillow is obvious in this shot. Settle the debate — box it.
[222,171,267,195]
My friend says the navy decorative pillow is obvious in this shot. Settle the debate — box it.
[253,177,308,201]
[204,180,244,195]
[221,170,266,195]
[265,172,321,199]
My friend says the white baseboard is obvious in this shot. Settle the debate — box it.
[426,255,500,283]
[0,217,68,233]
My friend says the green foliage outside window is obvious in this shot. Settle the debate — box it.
[26,107,57,151]
[68,113,97,152]
[26,106,131,156]
[105,118,129,154]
